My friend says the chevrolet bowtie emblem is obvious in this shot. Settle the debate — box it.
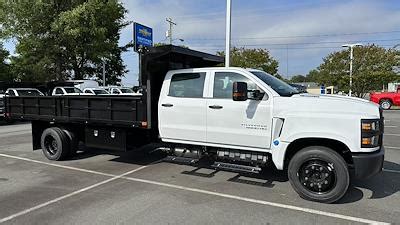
[139,28,151,37]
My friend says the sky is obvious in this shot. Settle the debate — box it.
[4,0,400,86]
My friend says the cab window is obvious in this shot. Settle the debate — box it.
[169,72,206,98]
[213,72,257,99]
[8,90,16,96]
[112,89,120,94]
[55,88,63,95]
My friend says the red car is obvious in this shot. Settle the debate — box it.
[370,86,400,109]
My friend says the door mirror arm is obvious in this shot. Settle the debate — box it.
[249,90,265,100]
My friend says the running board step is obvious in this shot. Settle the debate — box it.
[212,162,261,174]
[164,156,199,165]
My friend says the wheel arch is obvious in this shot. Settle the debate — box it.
[284,138,353,169]
[379,98,393,104]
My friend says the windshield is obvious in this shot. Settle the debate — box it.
[16,90,43,96]
[65,87,82,93]
[93,89,109,95]
[250,71,299,97]
[120,88,134,93]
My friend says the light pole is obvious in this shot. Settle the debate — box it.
[225,0,232,67]
[342,43,363,97]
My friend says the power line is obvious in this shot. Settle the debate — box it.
[185,30,400,41]
[186,38,400,47]
[192,44,397,51]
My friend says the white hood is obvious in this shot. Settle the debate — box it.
[274,94,380,119]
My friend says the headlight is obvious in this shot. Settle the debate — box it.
[361,120,380,132]
[361,119,382,148]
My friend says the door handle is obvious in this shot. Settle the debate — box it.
[209,105,223,109]
[162,103,173,107]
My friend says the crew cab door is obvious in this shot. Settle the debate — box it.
[158,71,208,142]
[206,71,272,150]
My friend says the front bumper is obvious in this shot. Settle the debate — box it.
[351,147,384,179]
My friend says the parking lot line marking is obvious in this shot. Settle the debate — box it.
[0,166,147,224]
[385,126,398,128]
[385,133,400,136]
[0,153,390,224]
[0,129,31,135]
[0,153,116,177]
[385,146,400,150]
[383,169,400,174]
[121,177,389,225]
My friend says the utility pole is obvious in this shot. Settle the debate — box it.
[102,60,106,86]
[166,18,176,45]
[342,43,362,97]
[225,0,232,67]
[286,44,289,79]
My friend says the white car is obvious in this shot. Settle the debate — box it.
[6,88,44,96]
[108,87,142,96]
[83,88,110,95]
[52,87,93,96]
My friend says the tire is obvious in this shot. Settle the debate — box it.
[288,146,349,203]
[40,127,70,161]
[63,129,79,157]
[380,99,392,110]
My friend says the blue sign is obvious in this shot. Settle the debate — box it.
[134,22,153,52]
[320,84,326,94]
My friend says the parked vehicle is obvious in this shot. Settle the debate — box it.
[107,87,142,96]
[52,87,93,96]
[83,88,110,95]
[5,46,384,203]
[0,92,4,121]
[370,86,400,109]
[6,88,44,97]
[289,83,307,93]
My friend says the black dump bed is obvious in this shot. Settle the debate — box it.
[5,45,223,129]
[6,96,146,127]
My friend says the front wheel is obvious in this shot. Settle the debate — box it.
[380,99,392,110]
[288,146,349,203]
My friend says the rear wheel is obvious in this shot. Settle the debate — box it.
[41,127,70,161]
[380,99,392,110]
[288,146,349,203]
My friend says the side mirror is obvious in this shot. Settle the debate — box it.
[232,82,248,101]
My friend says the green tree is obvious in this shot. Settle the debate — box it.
[306,69,320,83]
[314,45,399,97]
[290,75,307,83]
[1,0,129,83]
[217,47,279,75]
[0,43,12,81]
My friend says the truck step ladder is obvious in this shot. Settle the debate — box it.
[164,156,199,165]
[212,162,261,174]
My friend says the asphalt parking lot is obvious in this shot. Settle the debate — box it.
[0,111,399,225]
